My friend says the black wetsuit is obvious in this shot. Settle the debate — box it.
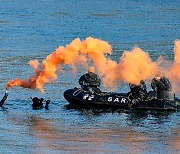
[129,80,147,101]
[0,92,8,106]
[79,72,101,94]
[151,77,171,91]
[32,97,43,109]
[150,77,173,100]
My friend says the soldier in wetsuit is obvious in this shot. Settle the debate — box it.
[0,90,8,106]
[151,76,171,92]
[150,75,174,100]
[79,66,101,94]
[128,80,147,101]
[31,97,43,109]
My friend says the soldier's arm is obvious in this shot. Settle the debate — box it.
[97,76,101,87]
[79,75,85,85]
[163,78,172,90]
[151,79,157,91]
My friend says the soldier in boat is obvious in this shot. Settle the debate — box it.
[128,80,147,101]
[79,66,101,94]
[150,74,174,100]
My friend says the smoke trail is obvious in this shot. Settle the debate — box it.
[6,37,112,92]
[86,45,158,88]
[105,47,158,86]
[6,37,180,93]
[167,40,180,92]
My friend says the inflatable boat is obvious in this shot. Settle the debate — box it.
[64,88,180,111]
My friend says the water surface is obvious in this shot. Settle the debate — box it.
[0,0,180,153]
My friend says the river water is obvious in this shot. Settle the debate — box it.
[0,0,180,153]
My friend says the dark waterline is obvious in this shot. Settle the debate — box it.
[0,0,180,153]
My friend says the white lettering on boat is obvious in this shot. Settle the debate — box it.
[83,94,89,100]
[83,94,128,103]
[83,94,94,101]
[108,97,112,102]
[132,99,138,104]
[121,98,127,103]
[107,97,127,103]
[88,95,94,100]
[114,98,119,102]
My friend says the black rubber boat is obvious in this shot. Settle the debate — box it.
[64,88,180,111]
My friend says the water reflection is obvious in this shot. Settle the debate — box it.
[127,110,174,125]
[27,115,148,153]
[28,116,62,151]
[0,105,179,153]
[169,127,180,152]
[0,0,179,152]
[63,104,180,152]
[65,104,174,121]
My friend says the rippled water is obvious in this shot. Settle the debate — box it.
[0,0,180,153]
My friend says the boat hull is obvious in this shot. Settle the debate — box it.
[64,88,180,111]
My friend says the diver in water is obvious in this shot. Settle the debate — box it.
[31,97,50,110]
[45,100,50,110]
[79,66,101,94]
[128,80,147,101]
[0,90,8,106]
[31,97,44,109]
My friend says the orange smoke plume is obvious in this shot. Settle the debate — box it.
[99,47,158,88]
[6,37,180,93]
[6,37,112,92]
[168,40,180,80]
[118,47,158,84]
[167,40,180,92]
[81,37,117,87]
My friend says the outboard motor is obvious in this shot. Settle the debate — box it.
[157,90,175,101]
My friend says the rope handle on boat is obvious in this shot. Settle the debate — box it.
[73,89,83,96]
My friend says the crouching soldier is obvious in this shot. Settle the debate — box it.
[150,75,174,100]
[128,80,147,101]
